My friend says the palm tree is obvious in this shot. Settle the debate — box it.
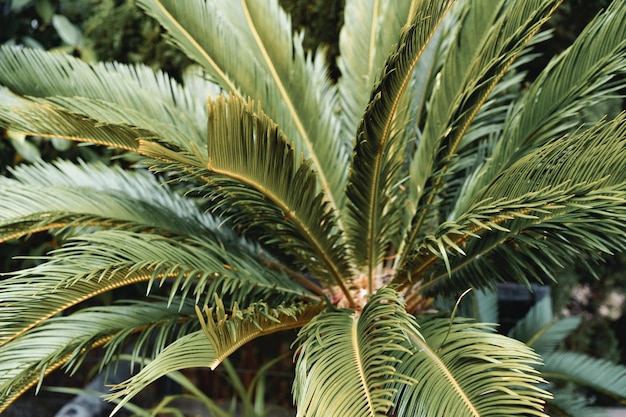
[0,0,625,415]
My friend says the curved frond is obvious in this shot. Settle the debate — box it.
[0,160,219,242]
[542,352,626,403]
[393,115,626,294]
[293,287,418,417]
[469,0,626,198]
[196,297,324,370]
[138,0,349,215]
[0,46,205,148]
[508,296,582,355]
[401,0,561,271]
[0,229,311,346]
[391,315,550,417]
[336,0,418,135]
[142,95,352,295]
[345,0,455,288]
[0,300,197,413]
[107,330,216,415]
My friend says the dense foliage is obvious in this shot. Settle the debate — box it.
[0,1,626,416]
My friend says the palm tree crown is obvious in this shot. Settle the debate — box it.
[0,0,625,416]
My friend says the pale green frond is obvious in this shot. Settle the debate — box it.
[508,295,582,355]
[0,160,220,242]
[336,0,419,135]
[107,330,216,415]
[0,229,311,346]
[345,0,455,287]
[138,0,349,215]
[293,287,418,417]
[394,115,626,294]
[402,0,561,271]
[470,0,626,198]
[391,315,550,417]
[0,46,205,147]
[144,95,352,293]
[197,297,324,370]
[542,351,626,403]
[0,89,143,151]
[0,300,197,413]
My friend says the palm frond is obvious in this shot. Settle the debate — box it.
[394,114,626,294]
[469,0,626,198]
[508,295,582,355]
[293,287,418,417]
[0,46,205,148]
[138,0,349,215]
[542,351,626,403]
[336,0,418,135]
[107,330,216,415]
[0,229,312,346]
[0,89,143,152]
[0,300,197,413]
[344,0,455,289]
[0,160,219,242]
[197,297,324,370]
[391,314,550,417]
[141,94,353,296]
[401,0,561,271]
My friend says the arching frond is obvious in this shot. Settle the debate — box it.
[393,115,626,294]
[141,95,352,296]
[0,160,220,242]
[293,288,418,417]
[508,296,582,355]
[344,0,455,288]
[0,229,312,346]
[197,297,324,370]
[336,0,419,135]
[542,352,626,403]
[0,46,205,148]
[138,0,349,215]
[391,315,550,417]
[107,330,216,415]
[469,0,626,198]
[401,0,561,271]
[0,300,198,413]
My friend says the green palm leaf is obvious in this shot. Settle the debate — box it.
[138,0,349,215]
[508,296,581,355]
[197,297,324,370]
[0,229,310,346]
[336,0,418,135]
[391,315,550,417]
[542,352,626,403]
[402,0,561,270]
[394,114,626,294]
[344,0,455,289]
[0,300,197,413]
[141,94,352,297]
[470,0,626,197]
[0,47,205,148]
[107,330,216,415]
[293,287,418,417]
[0,160,219,242]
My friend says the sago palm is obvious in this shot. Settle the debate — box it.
[0,0,626,416]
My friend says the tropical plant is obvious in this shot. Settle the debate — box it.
[0,0,625,416]
[459,289,626,416]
